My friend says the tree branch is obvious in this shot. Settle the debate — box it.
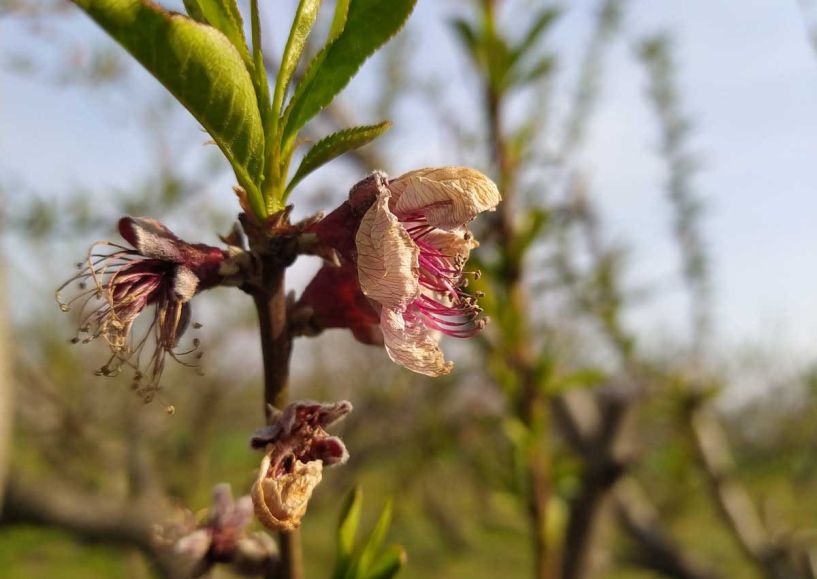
[614,479,720,579]
[2,475,185,579]
[685,399,814,579]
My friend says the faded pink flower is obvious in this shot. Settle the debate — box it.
[158,483,277,577]
[355,167,500,376]
[250,400,351,532]
[56,217,227,401]
[175,483,255,563]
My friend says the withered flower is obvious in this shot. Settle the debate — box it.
[56,217,227,401]
[356,167,500,376]
[159,483,277,577]
[175,484,255,562]
[250,400,352,532]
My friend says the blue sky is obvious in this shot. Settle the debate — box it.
[3,0,817,395]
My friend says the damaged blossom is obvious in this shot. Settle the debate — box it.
[56,217,227,401]
[159,483,277,577]
[250,400,352,532]
[298,168,500,377]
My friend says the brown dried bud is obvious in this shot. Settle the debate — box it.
[250,400,352,532]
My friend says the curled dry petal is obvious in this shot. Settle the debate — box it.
[252,451,323,532]
[381,307,452,376]
[355,187,420,310]
[388,167,501,228]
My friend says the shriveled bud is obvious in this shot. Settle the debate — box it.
[250,401,352,532]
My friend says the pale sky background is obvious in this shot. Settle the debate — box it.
[2,0,817,398]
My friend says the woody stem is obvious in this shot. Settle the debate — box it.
[253,263,303,579]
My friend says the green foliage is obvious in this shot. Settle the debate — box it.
[72,0,414,219]
[73,0,267,218]
[250,0,271,149]
[451,6,558,92]
[328,0,351,43]
[333,487,406,579]
[182,0,251,67]
[281,0,417,148]
[273,0,323,125]
[337,487,364,570]
[286,121,392,194]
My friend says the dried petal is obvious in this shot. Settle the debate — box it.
[172,266,200,302]
[381,307,453,377]
[251,451,323,532]
[119,217,186,262]
[175,528,212,560]
[356,187,420,309]
[389,167,501,228]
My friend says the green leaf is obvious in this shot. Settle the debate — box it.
[451,18,479,60]
[333,487,363,579]
[273,0,322,122]
[281,0,416,147]
[184,0,251,68]
[73,0,267,218]
[355,500,393,577]
[510,54,555,87]
[182,0,204,21]
[286,121,391,195]
[328,0,351,43]
[362,545,406,579]
[511,7,559,64]
[250,0,272,185]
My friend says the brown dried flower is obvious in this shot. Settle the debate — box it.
[250,400,352,531]
[56,217,227,401]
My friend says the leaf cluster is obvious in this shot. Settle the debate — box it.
[73,0,416,220]
[332,488,405,579]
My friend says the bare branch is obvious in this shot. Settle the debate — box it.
[685,399,814,579]
[614,479,720,579]
[2,475,187,579]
